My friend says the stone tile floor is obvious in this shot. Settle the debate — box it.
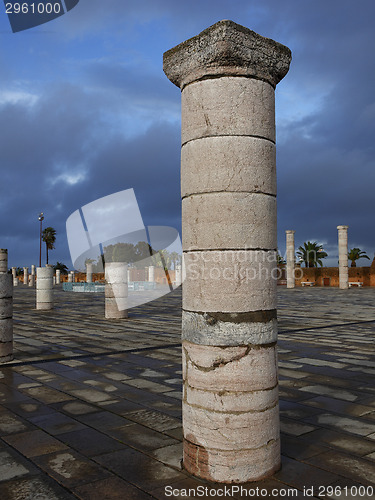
[0,286,374,499]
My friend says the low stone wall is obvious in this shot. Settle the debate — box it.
[290,263,375,287]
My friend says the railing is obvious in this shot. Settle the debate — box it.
[63,281,156,292]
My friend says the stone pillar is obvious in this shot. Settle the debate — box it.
[68,272,73,283]
[13,277,18,287]
[175,265,182,287]
[105,263,128,319]
[36,266,54,310]
[149,266,155,283]
[0,249,8,274]
[31,265,36,276]
[0,249,13,363]
[11,267,16,279]
[56,269,61,285]
[28,274,35,287]
[286,230,295,289]
[86,263,93,283]
[164,20,291,483]
[23,267,28,286]
[337,225,349,290]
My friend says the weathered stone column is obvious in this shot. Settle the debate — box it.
[13,277,18,287]
[175,265,182,287]
[28,274,35,287]
[105,263,128,319]
[164,20,291,483]
[23,267,28,286]
[337,225,349,289]
[31,265,36,276]
[56,269,61,285]
[0,249,8,274]
[286,230,295,289]
[68,272,73,283]
[149,266,155,283]
[0,249,13,363]
[36,266,54,310]
[86,263,93,283]
[11,267,16,279]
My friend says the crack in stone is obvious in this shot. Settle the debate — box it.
[185,398,279,415]
[186,345,252,373]
[184,436,278,453]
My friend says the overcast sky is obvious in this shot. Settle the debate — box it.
[1,0,374,268]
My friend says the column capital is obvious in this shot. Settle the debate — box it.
[163,20,292,90]
[285,230,295,234]
[337,225,349,231]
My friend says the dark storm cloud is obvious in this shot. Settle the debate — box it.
[0,76,180,266]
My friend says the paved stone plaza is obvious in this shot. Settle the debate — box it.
[0,286,374,499]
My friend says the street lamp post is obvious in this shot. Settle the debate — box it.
[38,212,44,268]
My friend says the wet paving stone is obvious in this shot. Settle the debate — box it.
[29,412,88,435]
[52,400,102,416]
[0,286,373,497]
[0,449,36,482]
[301,428,375,456]
[0,475,77,500]
[302,395,375,417]
[105,422,179,452]
[0,408,36,435]
[274,455,339,490]
[124,408,181,432]
[94,447,186,492]
[306,449,375,485]
[73,410,132,430]
[3,429,68,458]
[20,386,74,404]
[303,412,375,436]
[73,475,154,500]
[32,450,112,489]
[58,428,128,457]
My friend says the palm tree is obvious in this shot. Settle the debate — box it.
[277,252,286,266]
[42,227,56,265]
[169,252,181,270]
[54,262,68,274]
[348,248,370,267]
[296,241,327,268]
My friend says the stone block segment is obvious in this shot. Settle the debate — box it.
[0,272,13,363]
[181,77,276,144]
[181,137,276,198]
[0,250,13,362]
[0,249,8,274]
[164,20,291,482]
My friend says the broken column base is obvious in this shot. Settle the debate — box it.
[182,340,280,483]
[183,439,281,483]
